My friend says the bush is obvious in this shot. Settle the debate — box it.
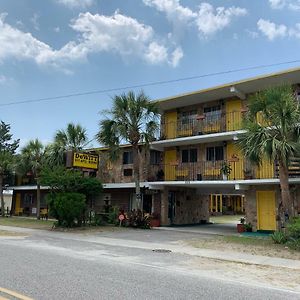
[286,239,300,251]
[126,210,151,229]
[107,206,119,225]
[286,217,300,240]
[271,231,287,244]
[48,192,87,227]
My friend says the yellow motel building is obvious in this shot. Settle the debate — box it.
[10,66,300,231]
[97,66,300,231]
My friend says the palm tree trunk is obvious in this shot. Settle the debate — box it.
[36,179,41,220]
[133,144,141,210]
[278,161,294,226]
[0,174,4,217]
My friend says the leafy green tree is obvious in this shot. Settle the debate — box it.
[41,166,102,197]
[238,85,300,224]
[96,90,159,209]
[0,121,19,217]
[20,139,46,219]
[41,166,102,227]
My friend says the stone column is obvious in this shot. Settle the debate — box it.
[160,187,169,225]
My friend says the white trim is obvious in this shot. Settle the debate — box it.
[10,185,50,191]
[151,130,245,150]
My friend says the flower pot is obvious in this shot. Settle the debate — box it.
[237,223,245,233]
[150,219,160,227]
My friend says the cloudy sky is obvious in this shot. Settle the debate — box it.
[1,0,300,148]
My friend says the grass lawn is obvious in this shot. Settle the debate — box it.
[0,217,123,233]
[0,217,54,230]
[187,235,300,260]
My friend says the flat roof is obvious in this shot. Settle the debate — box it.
[157,66,300,111]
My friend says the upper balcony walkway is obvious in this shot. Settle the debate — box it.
[159,111,242,140]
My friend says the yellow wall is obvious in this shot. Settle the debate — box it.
[257,191,276,231]
[164,149,177,180]
[256,159,274,179]
[164,111,177,139]
[226,142,244,180]
[226,99,242,131]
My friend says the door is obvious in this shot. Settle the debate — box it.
[164,111,177,139]
[226,99,242,131]
[168,191,176,224]
[257,191,276,230]
[164,150,177,180]
[226,142,244,180]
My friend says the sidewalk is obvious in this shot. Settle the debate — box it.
[1,224,300,270]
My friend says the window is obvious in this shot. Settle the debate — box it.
[182,149,197,163]
[204,106,221,122]
[206,146,224,161]
[123,169,133,176]
[150,150,161,165]
[123,151,133,164]
[24,194,34,205]
[180,110,197,125]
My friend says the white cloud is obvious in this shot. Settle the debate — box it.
[246,29,259,39]
[143,0,196,23]
[257,19,300,40]
[56,0,94,9]
[143,1,247,37]
[30,13,40,31]
[0,12,182,70]
[196,3,247,36]
[257,19,287,40]
[269,0,300,10]
[170,47,183,67]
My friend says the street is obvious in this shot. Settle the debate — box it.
[0,227,299,300]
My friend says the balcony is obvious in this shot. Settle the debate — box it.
[160,111,242,140]
[147,159,300,182]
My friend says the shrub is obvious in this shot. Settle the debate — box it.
[107,206,119,225]
[286,217,300,240]
[286,239,300,251]
[126,210,151,229]
[271,231,287,244]
[48,192,86,227]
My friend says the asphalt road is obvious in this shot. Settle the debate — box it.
[0,228,299,300]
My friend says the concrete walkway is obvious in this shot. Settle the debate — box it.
[1,225,300,270]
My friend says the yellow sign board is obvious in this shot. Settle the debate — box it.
[73,152,99,170]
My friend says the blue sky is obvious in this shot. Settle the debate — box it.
[1,0,300,148]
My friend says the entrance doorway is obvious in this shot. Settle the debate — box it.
[209,194,245,215]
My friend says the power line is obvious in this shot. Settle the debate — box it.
[1,59,300,107]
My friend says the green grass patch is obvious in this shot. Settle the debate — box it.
[223,235,273,246]
[0,217,54,230]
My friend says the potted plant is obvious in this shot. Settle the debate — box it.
[220,162,232,180]
[244,222,253,232]
[150,212,161,227]
[237,217,245,233]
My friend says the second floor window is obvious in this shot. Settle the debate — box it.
[150,150,161,165]
[182,149,197,163]
[180,110,197,125]
[204,106,221,122]
[206,146,224,161]
[123,151,133,164]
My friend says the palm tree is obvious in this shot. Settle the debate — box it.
[47,123,88,166]
[20,139,46,219]
[238,85,300,225]
[55,123,88,151]
[96,90,159,210]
